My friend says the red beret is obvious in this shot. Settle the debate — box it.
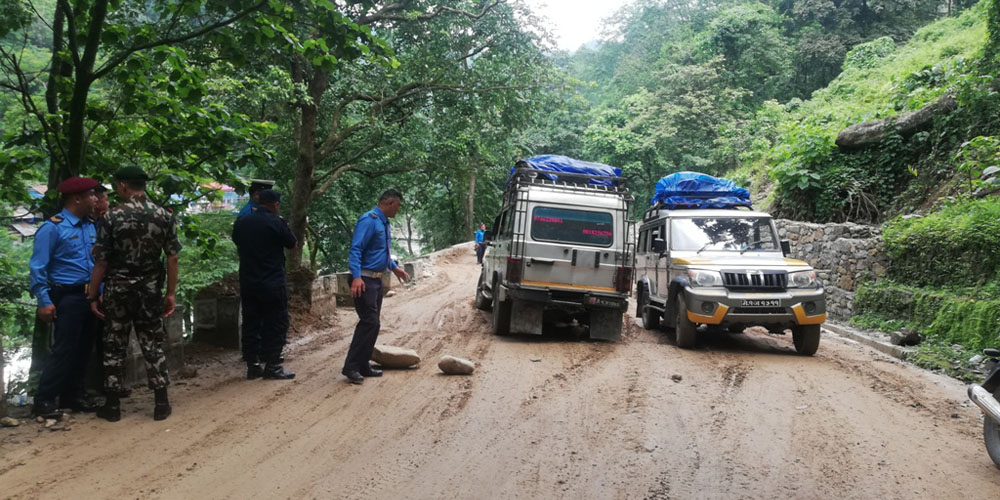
[56,177,100,195]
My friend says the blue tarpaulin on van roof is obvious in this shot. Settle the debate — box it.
[651,172,751,208]
[511,155,622,186]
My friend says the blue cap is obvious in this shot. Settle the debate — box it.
[258,189,280,204]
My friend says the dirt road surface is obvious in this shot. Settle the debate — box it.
[2,243,999,499]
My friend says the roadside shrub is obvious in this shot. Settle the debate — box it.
[854,281,1000,350]
[882,197,1000,286]
[842,37,896,71]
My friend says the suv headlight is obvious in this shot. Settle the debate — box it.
[788,270,818,288]
[687,269,723,287]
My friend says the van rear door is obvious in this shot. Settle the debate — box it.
[521,205,620,293]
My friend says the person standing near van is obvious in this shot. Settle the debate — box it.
[474,223,486,264]
[342,189,410,385]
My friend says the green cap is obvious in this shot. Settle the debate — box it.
[114,166,149,181]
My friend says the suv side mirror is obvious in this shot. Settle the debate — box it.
[780,240,791,257]
[652,238,666,254]
[484,230,493,241]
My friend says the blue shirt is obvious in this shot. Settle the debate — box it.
[29,209,96,307]
[349,207,398,279]
[237,200,259,219]
[474,229,485,243]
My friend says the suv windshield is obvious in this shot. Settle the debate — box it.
[531,206,613,247]
[671,217,778,252]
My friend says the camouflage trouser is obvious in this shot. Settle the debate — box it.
[103,279,170,391]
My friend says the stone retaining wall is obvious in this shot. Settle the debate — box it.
[775,220,888,319]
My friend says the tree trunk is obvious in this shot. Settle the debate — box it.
[1,334,6,417]
[835,95,957,150]
[288,60,328,272]
[466,168,476,239]
[29,320,50,393]
[405,213,415,255]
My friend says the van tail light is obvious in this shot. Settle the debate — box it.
[506,257,523,283]
[614,266,632,294]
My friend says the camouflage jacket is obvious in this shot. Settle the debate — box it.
[93,195,182,283]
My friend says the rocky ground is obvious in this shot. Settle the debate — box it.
[1,243,999,499]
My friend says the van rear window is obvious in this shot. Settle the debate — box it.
[530,207,613,247]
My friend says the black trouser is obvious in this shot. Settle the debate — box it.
[343,276,383,373]
[36,286,97,405]
[240,286,289,364]
[475,243,485,264]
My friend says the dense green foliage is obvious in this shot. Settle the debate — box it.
[882,198,1000,286]
[853,280,1000,380]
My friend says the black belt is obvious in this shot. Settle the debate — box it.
[49,282,88,294]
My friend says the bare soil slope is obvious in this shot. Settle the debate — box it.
[2,244,999,499]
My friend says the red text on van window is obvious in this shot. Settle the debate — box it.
[533,216,563,223]
[583,229,612,237]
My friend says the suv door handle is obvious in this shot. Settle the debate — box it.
[530,258,555,265]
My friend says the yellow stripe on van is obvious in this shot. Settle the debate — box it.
[520,280,617,293]
[784,258,809,266]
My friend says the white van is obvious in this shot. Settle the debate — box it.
[475,162,634,341]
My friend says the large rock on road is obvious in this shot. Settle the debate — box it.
[372,344,421,368]
[438,355,475,375]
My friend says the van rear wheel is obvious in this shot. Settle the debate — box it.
[675,295,697,348]
[491,282,512,335]
[474,271,491,311]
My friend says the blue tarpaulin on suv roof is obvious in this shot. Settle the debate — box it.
[651,172,751,208]
[511,155,622,186]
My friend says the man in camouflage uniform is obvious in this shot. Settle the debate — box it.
[88,166,181,422]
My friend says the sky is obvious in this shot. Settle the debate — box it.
[523,0,631,52]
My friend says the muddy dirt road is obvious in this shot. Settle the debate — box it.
[2,243,999,499]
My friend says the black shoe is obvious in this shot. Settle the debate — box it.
[262,364,295,380]
[361,366,383,377]
[342,370,364,384]
[32,400,62,418]
[97,396,121,422]
[63,398,98,413]
[247,362,264,380]
[153,388,171,421]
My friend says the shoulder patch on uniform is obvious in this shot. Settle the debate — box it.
[369,212,377,218]
[49,215,63,223]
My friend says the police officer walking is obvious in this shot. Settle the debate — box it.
[88,167,181,422]
[232,189,297,380]
[342,189,410,384]
[237,179,275,219]
[29,177,100,417]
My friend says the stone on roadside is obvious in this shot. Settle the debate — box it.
[438,355,475,375]
[386,290,397,298]
[890,328,922,346]
[372,344,421,369]
[671,374,683,383]
[44,419,57,428]
[1,417,20,428]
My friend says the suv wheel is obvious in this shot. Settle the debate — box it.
[491,280,512,335]
[792,324,821,355]
[474,271,491,311]
[674,294,697,349]
[641,291,660,331]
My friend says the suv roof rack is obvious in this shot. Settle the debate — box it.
[642,203,753,222]
[505,167,629,194]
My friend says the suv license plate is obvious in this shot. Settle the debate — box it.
[742,299,780,307]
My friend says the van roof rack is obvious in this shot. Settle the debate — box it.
[505,167,628,193]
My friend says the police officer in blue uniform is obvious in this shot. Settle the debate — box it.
[29,177,100,417]
[342,189,410,384]
[232,189,297,380]
[237,179,275,219]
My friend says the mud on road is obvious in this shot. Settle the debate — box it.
[2,243,999,499]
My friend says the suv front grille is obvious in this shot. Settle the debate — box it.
[722,270,787,291]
